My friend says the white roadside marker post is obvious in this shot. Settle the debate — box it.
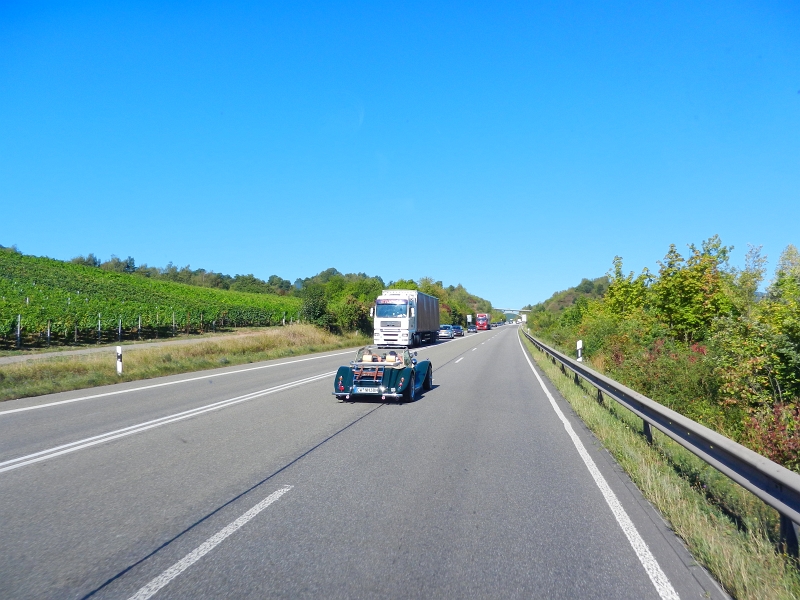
[577,339,583,362]
[116,346,123,376]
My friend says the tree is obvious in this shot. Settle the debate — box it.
[651,236,734,342]
[230,274,272,294]
[604,256,650,317]
[100,255,136,273]
[388,279,418,290]
[300,284,331,329]
[71,253,102,267]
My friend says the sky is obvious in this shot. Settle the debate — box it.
[1,1,798,310]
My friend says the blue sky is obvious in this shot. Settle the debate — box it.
[1,1,798,309]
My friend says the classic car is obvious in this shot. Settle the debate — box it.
[333,345,433,402]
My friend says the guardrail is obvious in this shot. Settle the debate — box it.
[521,329,800,558]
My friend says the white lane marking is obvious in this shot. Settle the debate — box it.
[129,485,292,600]
[472,348,476,352]
[455,357,464,364]
[0,372,334,474]
[517,335,679,600]
[0,351,353,417]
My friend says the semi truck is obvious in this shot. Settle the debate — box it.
[371,289,440,348]
[475,313,492,331]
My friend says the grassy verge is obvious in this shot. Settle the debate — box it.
[0,327,279,358]
[520,332,800,600]
[0,324,370,402]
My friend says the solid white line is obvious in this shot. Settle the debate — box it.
[455,357,464,364]
[128,485,293,600]
[516,334,679,600]
[0,350,353,416]
[0,372,334,474]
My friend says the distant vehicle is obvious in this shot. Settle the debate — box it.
[452,325,464,337]
[333,345,432,402]
[438,324,454,339]
[371,289,440,348]
[476,313,491,331]
[467,324,477,333]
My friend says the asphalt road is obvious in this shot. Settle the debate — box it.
[0,327,727,599]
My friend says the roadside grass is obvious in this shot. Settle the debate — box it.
[0,326,276,358]
[0,325,371,402]
[520,333,800,600]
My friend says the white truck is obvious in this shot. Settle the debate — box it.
[371,289,440,348]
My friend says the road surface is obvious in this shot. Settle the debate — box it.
[0,327,726,599]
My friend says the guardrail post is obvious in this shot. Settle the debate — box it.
[596,388,603,405]
[780,515,799,558]
[642,420,653,444]
[574,372,580,387]
[116,346,123,376]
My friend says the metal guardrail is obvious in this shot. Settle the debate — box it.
[521,329,800,557]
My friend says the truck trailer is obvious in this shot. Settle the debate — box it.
[372,289,440,348]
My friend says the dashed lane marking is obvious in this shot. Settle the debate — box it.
[0,372,334,474]
[128,486,293,600]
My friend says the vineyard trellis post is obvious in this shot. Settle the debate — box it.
[172,311,175,337]
[283,312,286,326]
[138,315,141,340]
[16,314,21,348]
[97,313,101,344]
[118,318,122,342]
[47,320,51,347]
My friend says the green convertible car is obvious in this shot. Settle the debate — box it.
[333,345,433,402]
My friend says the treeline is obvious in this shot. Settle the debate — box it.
[298,275,500,333]
[68,251,501,331]
[1,245,500,345]
[527,236,800,472]
[70,253,295,296]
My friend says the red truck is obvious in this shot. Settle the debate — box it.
[475,313,491,331]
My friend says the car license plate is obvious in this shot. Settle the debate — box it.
[355,387,379,393]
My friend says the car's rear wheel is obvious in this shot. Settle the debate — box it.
[423,367,432,390]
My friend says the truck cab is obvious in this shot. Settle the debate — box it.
[372,289,439,348]
[374,297,414,347]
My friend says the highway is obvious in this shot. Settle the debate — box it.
[0,327,726,599]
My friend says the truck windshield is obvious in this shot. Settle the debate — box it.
[376,301,408,318]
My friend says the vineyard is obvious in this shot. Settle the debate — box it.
[0,250,301,347]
